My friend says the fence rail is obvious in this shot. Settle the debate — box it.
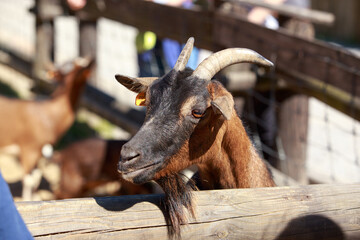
[31,0,360,121]
[17,184,360,239]
[10,0,360,184]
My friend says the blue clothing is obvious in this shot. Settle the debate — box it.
[160,1,199,70]
[162,38,199,69]
[0,172,33,240]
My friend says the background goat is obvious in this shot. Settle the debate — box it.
[52,138,154,199]
[0,58,94,200]
[115,37,275,236]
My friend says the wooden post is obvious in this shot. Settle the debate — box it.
[32,2,54,81]
[277,19,314,184]
[278,93,309,184]
[32,0,63,81]
[16,184,360,239]
[79,21,97,58]
[79,20,97,85]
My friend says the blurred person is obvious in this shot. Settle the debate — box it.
[0,172,33,239]
[247,0,310,29]
[136,31,166,77]
[66,0,87,11]
[136,0,200,77]
[158,0,199,70]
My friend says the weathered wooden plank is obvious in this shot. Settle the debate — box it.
[312,0,360,42]
[229,0,335,25]
[277,68,360,121]
[17,184,360,239]
[72,0,360,99]
[33,0,63,20]
[80,85,144,135]
[213,11,360,97]
[76,0,216,50]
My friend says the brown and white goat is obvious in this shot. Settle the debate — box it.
[0,58,94,200]
[115,38,276,236]
[52,138,154,199]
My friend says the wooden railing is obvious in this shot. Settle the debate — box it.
[30,0,360,120]
[24,0,360,183]
[17,184,360,239]
[0,2,358,238]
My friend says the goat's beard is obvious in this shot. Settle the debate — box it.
[156,173,197,238]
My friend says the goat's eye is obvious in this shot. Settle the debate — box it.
[192,109,204,119]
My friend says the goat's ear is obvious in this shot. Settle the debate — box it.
[208,81,234,120]
[115,75,157,93]
[75,57,95,69]
[75,57,96,80]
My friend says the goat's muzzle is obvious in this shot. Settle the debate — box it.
[118,144,162,184]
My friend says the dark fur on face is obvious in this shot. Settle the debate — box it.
[118,70,209,184]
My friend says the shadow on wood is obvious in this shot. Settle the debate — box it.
[275,215,345,240]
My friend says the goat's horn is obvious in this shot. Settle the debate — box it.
[173,37,194,72]
[192,48,273,81]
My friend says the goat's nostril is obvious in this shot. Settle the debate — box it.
[121,149,141,162]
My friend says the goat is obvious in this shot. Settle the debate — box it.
[52,138,154,199]
[115,37,275,236]
[0,58,94,200]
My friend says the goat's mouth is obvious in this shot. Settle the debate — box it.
[118,161,162,184]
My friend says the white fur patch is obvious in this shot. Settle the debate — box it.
[42,144,54,159]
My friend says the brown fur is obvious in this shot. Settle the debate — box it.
[53,138,153,199]
[116,49,275,237]
[155,81,275,188]
[0,59,94,175]
[152,82,275,237]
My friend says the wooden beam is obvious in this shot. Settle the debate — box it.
[74,0,360,99]
[17,184,360,239]
[0,47,32,78]
[76,0,217,50]
[33,0,63,21]
[277,68,360,121]
[228,0,335,25]
[213,11,360,98]
[80,85,144,135]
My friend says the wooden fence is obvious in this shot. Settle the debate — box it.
[1,1,359,238]
[17,184,360,239]
[31,0,360,121]
[25,0,360,184]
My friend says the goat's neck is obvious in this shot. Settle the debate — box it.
[52,79,84,108]
[198,110,275,189]
[41,94,75,143]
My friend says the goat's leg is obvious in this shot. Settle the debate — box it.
[20,147,42,201]
[22,170,42,201]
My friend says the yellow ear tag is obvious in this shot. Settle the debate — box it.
[135,92,146,106]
